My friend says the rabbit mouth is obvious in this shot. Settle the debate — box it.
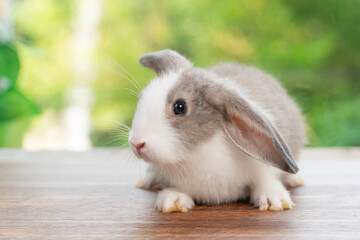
[130,146,155,163]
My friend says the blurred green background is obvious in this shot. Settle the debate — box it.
[0,0,359,149]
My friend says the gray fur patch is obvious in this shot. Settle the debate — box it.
[166,69,223,151]
[139,49,192,75]
[166,68,299,173]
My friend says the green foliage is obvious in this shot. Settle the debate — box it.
[0,43,19,88]
[6,0,360,147]
[0,42,40,146]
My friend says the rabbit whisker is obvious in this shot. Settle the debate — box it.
[111,59,142,90]
[109,69,141,93]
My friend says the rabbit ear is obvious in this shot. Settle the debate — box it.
[139,49,192,75]
[207,88,299,174]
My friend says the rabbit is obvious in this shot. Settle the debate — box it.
[128,49,306,212]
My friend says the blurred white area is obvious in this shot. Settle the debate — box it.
[23,0,103,151]
[0,0,14,42]
[23,111,66,150]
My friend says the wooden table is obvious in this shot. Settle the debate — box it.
[0,148,359,239]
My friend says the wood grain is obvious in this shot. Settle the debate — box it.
[0,148,359,239]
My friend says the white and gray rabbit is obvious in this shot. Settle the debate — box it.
[128,49,306,212]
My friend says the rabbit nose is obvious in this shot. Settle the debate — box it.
[136,142,145,151]
[130,140,145,151]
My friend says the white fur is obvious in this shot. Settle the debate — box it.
[142,131,293,211]
[129,71,184,164]
[162,131,251,204]
[155,189,194,212]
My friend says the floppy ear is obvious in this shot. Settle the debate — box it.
[207,88,299,174]
[139,49,192,75]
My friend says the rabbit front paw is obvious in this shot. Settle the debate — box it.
[251,184,294,211]
[136,166,164,190]
[136,177,163,190]
[155,189,195,213]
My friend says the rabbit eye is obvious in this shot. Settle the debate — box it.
[173,100,187,115]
